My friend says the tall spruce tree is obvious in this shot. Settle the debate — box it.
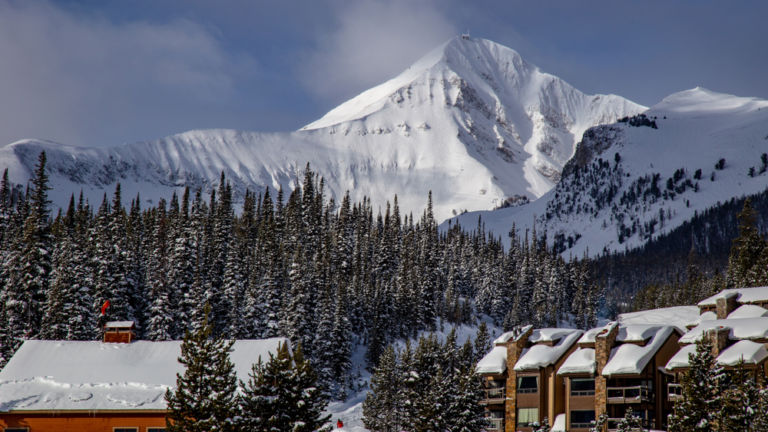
[165,304,239,432]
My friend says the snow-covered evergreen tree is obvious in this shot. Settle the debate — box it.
[165,304,239,432]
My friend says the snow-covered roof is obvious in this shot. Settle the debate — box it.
[665,344,697,371]
[105,321,135,328]
[0,338,288,412]
[698,287,768,307]
[679,318,768,344]
[618,306,701,332]
[557,348,596,375]
[602,326,676,376]
[727,304,768,319]
[694,311,718,325]
[528,328,578,344]
[578,326,607,345]
[514,329,582,371]
[475,345,508,375]
[616,324,663,342]
[717,340,768,367]
[493,325,532,345]
[666,340,768,370]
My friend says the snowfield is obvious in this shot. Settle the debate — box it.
[449,87,768,256]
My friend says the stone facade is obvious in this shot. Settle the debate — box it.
[504,326,532,432]
[715,293,739,319]
[594,323,618,419]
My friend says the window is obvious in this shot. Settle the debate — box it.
[113,428,138,432]
[5,428,29,432]
[147,429,167,432]
[517,375,538,393]
[571,377,595,396]
[571,410,595,428]
[517,407,539,427]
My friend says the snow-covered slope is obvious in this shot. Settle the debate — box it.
[0,37,643,220]
[450,88,768,256]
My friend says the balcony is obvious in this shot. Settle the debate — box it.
[485,417,503,431]
[480,387,506,405]
[668,383,683,402]
[606,385,651,404]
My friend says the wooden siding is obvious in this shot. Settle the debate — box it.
[1,411,167,432]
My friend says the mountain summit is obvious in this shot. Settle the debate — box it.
[0,37,644,220]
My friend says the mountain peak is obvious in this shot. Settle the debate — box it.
[651,87,768,115]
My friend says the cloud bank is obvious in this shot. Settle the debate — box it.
[0,1,256,147]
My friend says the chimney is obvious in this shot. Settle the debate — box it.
[705,326,730,357]
[595,322,619,419]
[103,321,136,343]
[716,292,739,319]
[504,325,533,432]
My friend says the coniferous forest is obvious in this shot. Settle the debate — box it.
[0,152,599,399]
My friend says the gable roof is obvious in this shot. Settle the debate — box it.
[601,325,676,376]
[514,329,583,371]
[0,338,288,412]
[698,286,768,307]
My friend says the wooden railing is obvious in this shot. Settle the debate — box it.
[485,417,503,431]
[480,387,505,404]
[606,385,651,404]
[668,383,683,402]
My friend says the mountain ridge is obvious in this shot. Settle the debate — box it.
[0,36,644,220]
[449,87,768,257]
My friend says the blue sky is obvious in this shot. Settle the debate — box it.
[0,0,766,147]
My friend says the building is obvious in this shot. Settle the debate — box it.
[476,326,582,432]
[478,323,680,431]
[0,328,288,432]
[666,316,768,391]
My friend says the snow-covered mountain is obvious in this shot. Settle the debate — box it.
[0,36,643,220]
[450,87,768,256]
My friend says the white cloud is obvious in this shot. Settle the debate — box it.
[300,0,456,105]
[0,1,257,146]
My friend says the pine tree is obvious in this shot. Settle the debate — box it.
[165,304,239,432]
[362,345,403,432]
[726,198,768,288]
[668,337,727,432]
[615,407,642,431]
[239,342,294,432]
[2,151,52,352]
[291,344,332,432]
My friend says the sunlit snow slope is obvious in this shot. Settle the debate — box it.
[0,37,643,220]
[450,88,768,256]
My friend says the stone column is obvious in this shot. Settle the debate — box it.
[715,293,738,319]
[505,326,533,432]
[594,323,619,426]
[705,326,730,357]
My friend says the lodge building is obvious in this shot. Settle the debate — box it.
[477,286,768,432]
[0,321,288,432]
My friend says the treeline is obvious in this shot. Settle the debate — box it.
[630,197,768,311]
[362,325,491,432]
[0,152,598,397]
